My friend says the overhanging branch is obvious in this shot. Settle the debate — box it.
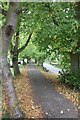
[18,32,33,54]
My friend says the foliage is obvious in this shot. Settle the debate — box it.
[33,3,78,52]
[1,2,80,87]
[2,112,11,119]
[26,2,79,70]
[9,2,79,70]
[0,2,9,28]
[19,41,47,64]
[58,70,80,90]
[58,53,71,70]
[0,2,80,118]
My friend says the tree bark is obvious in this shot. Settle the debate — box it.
[76,2,80,71]
[70,53,79,72]
[12,54,20,76]
[70,2,80,72]
[35,59,37,63]
[11,32,32,76]
[11,30,20,76]
[23,59,26,65]
[0,2,23,118]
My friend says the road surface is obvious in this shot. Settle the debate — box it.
[28,64,78,118]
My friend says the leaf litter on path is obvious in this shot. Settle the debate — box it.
[14,66,43,118]
[40,69,79,107]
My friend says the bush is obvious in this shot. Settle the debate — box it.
[58,70,80,90]
[2,112,11,120]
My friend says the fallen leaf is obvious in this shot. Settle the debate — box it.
[60,111,64,114]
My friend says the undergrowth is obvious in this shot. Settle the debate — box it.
[58,70,80,90]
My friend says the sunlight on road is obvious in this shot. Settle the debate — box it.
[43,62,62,74]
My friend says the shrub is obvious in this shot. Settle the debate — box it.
[2,112,11,119]
[58,70,80,90]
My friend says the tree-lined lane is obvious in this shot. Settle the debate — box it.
[28,65,78,118]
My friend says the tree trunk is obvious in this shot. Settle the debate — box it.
[1,57,22,117]
[70,53,79,72]
[11,29,21,76]
[35,59,37,63]
[70,2,80,73]
[1,2,23,118]
[79,55,80,69]
[12,54,20,76]
[23,59,26,65]
[11,31,32,76]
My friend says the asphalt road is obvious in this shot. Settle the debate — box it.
[28,64,78,118]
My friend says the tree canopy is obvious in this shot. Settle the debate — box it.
[0,2,80,118]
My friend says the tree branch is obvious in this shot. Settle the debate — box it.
[14,30,19,52]
[10,42,14,55]
[18,32,33,54]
